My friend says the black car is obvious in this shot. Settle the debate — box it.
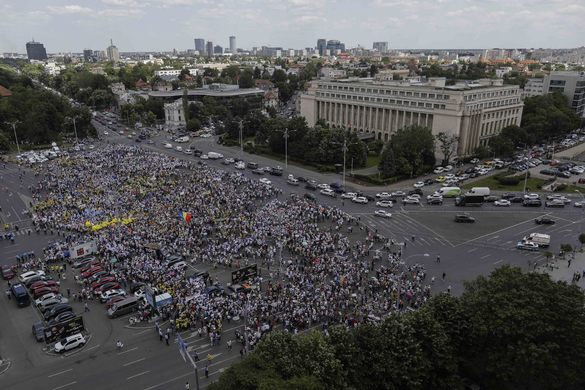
[193,150,203,157]
[47,311,76,326]
[523,199,542,207]
[305,183,317,191]
[423,179,434,186]
[44,304,73,321]
[510,196,524,203]
[454,214,476,223]
[427,198,443,205]
[408,189,423,196]
[129,282,146,293]
[32,321,45,342]
[270,168,283,176]
[304,193,316,201]
[535,217,555,225]
[296,177,307,182]
[501,192,517,199]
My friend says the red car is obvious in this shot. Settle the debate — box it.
[1,265,16,280]
[32,286,60,299]
[29,280,59,292]
[93,282,121,295]
[79,260,101,272]
[90,276,117,290]
[105,295,126,309]
[82,266,103,279]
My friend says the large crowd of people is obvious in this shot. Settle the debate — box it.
[29,144,432,348]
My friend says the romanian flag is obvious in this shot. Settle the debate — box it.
[178,210,192,223]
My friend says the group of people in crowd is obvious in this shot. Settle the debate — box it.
[26,144,431,350]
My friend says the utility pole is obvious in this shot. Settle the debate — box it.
[239,120,243,156]
[66,116,79,144]
[342,139,347,189]
[283,128,289,170]
[4,121,21,154]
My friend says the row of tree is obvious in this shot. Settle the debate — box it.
[221,114,369,169]
[210,266,585,390]
[484,92,583,157]
[0,66,95,149]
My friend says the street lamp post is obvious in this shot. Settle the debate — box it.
[66,116,79,144]
[4,121,21,154]
[239,120,243,157]
[576,190,585,238]
[283,128,289,170]
[342,139,347,189]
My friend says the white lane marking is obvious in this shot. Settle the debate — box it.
[143,372,191,390]
[467,248,478,253]
[123,357,146,367]
[48,369,72,378]
[493,260,504,265]
[486,235,500,241]
[118,347,138,355]
[481,254,491,259]
[51,382,77,390]
[127,370,150,380]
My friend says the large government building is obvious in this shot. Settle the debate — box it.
[299,77,524,156]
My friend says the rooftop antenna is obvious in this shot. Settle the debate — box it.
[110,38,113,46]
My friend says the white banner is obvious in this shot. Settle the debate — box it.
[69,241,98,259]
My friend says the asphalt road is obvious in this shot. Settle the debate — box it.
[1,121,585,390]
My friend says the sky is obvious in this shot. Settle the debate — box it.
[1,0,584,53]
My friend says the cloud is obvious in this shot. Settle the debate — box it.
[101,0,141,6]
[98,8,144,17]
[294,15,327,24]
[155,0,210,6]
[47,5,93,15]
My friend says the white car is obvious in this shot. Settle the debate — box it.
[376,192,392,199]
[19,270,46,283]
[524,193,540,200]
[375,200,393,208]
[54,333,86,354]
[402,196,420,205]
[183,149,193,155]
[175,146,183,152]
[164,143,172,149]
[341,192,357,199]
[374,210,392,218]
[443,165,453,172]
[224,157,235,164]
[35,292,60,306]
[413,181,425,188]
[103,131,109,135]
[433,167,444,174]
[200,154,209,160]
[494,199,511,207]
[352,196,368,204]
[391,191,407,197]
[574,201,585,208]
[317,183,330,190]
[235,161,246,170]
[259,178,271,185]
[99,289,126,303]
[516,241,539,252]
[320,188,336,197]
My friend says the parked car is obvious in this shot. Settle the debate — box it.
[535,216,555,225]
[54,333,86,354]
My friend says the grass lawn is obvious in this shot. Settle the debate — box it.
[366,155,381,168]
[462,176,548,192]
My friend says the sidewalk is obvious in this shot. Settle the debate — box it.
[538,250,585,289]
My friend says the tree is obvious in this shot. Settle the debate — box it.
[560,243,574,256]
[579,233,585,249]
[488,135,514,157]
[239,69,255,88]
[460,266,585,390]
[272,69,287,83]
[0,132,10,151]
[378,145,397,177]
[435,132,458,165]
[178,68,191,81]
[369,64,378,77]
[382,126,435,177]
[186,118,201,132]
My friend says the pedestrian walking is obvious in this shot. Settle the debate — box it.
[442,272,446,280]
[159,328,163,341]
[227,339,232,351]
[205,365,209,378]
[447,285,452,294]
[6,289,11,300]
[185,381,189,390]
[84,302,90,312]
[436,255,440,263]
[165,333,170,345]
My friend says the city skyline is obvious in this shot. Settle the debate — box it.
[1,0,584,53]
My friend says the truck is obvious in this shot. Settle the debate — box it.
[436,187,461,198]
[523,233,550,248]
[455,194,484,206]
[466,187,491,197]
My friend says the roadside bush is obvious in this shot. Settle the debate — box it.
[495,176,520,185]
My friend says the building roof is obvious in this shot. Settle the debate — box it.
[0,85,12,97]
[135,79,150,88]
[149,87,264,99]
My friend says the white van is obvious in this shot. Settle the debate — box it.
[208,152,223,160]
[466,187,490,196]
[436,187,461,198]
